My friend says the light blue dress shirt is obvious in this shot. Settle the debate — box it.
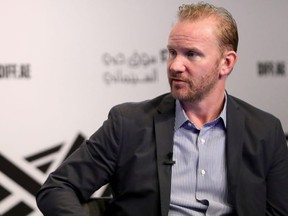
[168,97,233,216]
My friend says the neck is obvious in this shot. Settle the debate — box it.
[181,91,225,128]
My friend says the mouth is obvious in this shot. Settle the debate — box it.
[170,77,186,84]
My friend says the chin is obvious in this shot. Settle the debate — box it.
[171,89,202,103]
[171,90,189,100]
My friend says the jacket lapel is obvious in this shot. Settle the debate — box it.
[154,94,175,216]
[154,94,245,213]
[226,95,245,207]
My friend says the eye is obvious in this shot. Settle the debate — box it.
[186,51,198,58]
[168,49,177,59]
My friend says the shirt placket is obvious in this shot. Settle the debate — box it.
[195,126,210,204]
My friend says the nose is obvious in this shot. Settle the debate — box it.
[168,57,186,74]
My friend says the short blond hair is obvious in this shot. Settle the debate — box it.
[177,2,238,52]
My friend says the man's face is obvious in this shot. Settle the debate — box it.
[167,18,224,103]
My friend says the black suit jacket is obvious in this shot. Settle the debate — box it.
[36,93,288,216]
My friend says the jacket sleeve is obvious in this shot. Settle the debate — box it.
[265,119,288,215]
[36,106,122,215]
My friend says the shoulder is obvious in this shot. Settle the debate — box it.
[102,93,174,133]
[227,94,281,127]
[109,93,174,118]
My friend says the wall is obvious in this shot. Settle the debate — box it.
[0,0,287,215]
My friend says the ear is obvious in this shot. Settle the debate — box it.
[219,50,237,77]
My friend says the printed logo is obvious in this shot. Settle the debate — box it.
[0,134,110,215]
[258,61,286,76]
[101,49,168,85]
[0,64,31,79]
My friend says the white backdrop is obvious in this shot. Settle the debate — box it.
[0,0,287,215]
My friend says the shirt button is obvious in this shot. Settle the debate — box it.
[199,138,205,144]
[200,169,206,176]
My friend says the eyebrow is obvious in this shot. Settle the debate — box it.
[167,44,203,54]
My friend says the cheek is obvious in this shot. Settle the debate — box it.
[166,62,170,69]
[166,66,170,76]
[166,62,172,74]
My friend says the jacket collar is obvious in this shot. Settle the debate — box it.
[225,94,245,207]
[154,93,175,216]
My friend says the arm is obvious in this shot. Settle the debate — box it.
[266,119,288,215]
[36,107,121,215]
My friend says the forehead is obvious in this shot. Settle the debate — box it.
[168,19,219,48]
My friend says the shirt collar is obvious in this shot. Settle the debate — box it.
[175,93,227,130]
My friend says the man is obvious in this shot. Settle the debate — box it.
[36,2,288,216]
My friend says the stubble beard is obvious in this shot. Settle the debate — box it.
[169,67,220,104]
